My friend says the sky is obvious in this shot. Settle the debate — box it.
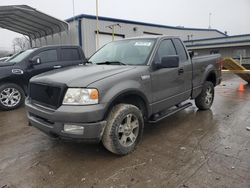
[0,0,250,51]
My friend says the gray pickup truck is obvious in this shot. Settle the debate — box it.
[26,36,222,155]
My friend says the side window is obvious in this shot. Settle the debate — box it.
[37,50,57,63]
[173,39,188,62]
[155,40,176,63]
[61,48,80,61]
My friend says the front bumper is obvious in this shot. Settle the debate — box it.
[25,99,107,142]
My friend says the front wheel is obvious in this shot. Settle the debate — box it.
[0,83,25,111]
[195,81,214,110]
[102,104,144,155]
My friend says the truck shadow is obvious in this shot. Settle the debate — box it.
[53,106,215,159]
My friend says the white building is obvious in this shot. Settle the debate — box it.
[185,34,250,67]
[33,14,226,57]
[32,13,250,69]
[2,5,248,68]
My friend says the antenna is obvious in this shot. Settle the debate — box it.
[208,13,212,29]
[96,0,100,49]
[72,0,75,18]
[70,0,76,45]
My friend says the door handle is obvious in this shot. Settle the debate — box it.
[178,68,184,75]
[53,65,62,69]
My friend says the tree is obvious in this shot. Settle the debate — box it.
[0,50,10,58]
[12,36,30,53]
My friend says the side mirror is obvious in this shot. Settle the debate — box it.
[159,55,179,69]
[188,51,194,59]
[30,56,41,66]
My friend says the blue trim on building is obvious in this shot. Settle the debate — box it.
[186,40,250,48]
[65,14,227,36]
[78,19,82,47]
[184,34,250,43]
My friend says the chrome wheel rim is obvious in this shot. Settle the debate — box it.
[205,87,213,105]
[118,114,139,147]
[0,88,21,107]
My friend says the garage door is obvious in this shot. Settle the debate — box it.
[96,33,124,49]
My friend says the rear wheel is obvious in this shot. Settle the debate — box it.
[0,83,25,111]
[195,81,214,110]
[102,104,144,155]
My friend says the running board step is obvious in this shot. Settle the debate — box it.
[148,102,192,123]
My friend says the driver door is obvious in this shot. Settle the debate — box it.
[150,39,186,113]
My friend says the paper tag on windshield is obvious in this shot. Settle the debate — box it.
[134,42,152,47]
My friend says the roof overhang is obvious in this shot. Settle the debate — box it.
[0,5,69,39]
[185,34,250,50]
[187,41,250,50]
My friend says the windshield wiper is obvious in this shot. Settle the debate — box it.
[96,61,127,66]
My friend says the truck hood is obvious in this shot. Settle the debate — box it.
[31,64,136,87]
[0,62,15,67]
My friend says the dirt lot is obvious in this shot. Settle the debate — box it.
[0,74,249,188]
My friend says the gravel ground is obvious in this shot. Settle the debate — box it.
[0,73,249,188]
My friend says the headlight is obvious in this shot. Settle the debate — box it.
[63,88,99,105]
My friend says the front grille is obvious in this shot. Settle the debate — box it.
[29,83,65,109]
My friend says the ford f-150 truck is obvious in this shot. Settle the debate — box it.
[0,45,85,111]
[26,36,222,155]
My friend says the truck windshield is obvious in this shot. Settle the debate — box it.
[89,39,156,65]
[7,49,36,63]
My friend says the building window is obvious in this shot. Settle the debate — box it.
[210,49,220,54]
[233,49,246,59]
